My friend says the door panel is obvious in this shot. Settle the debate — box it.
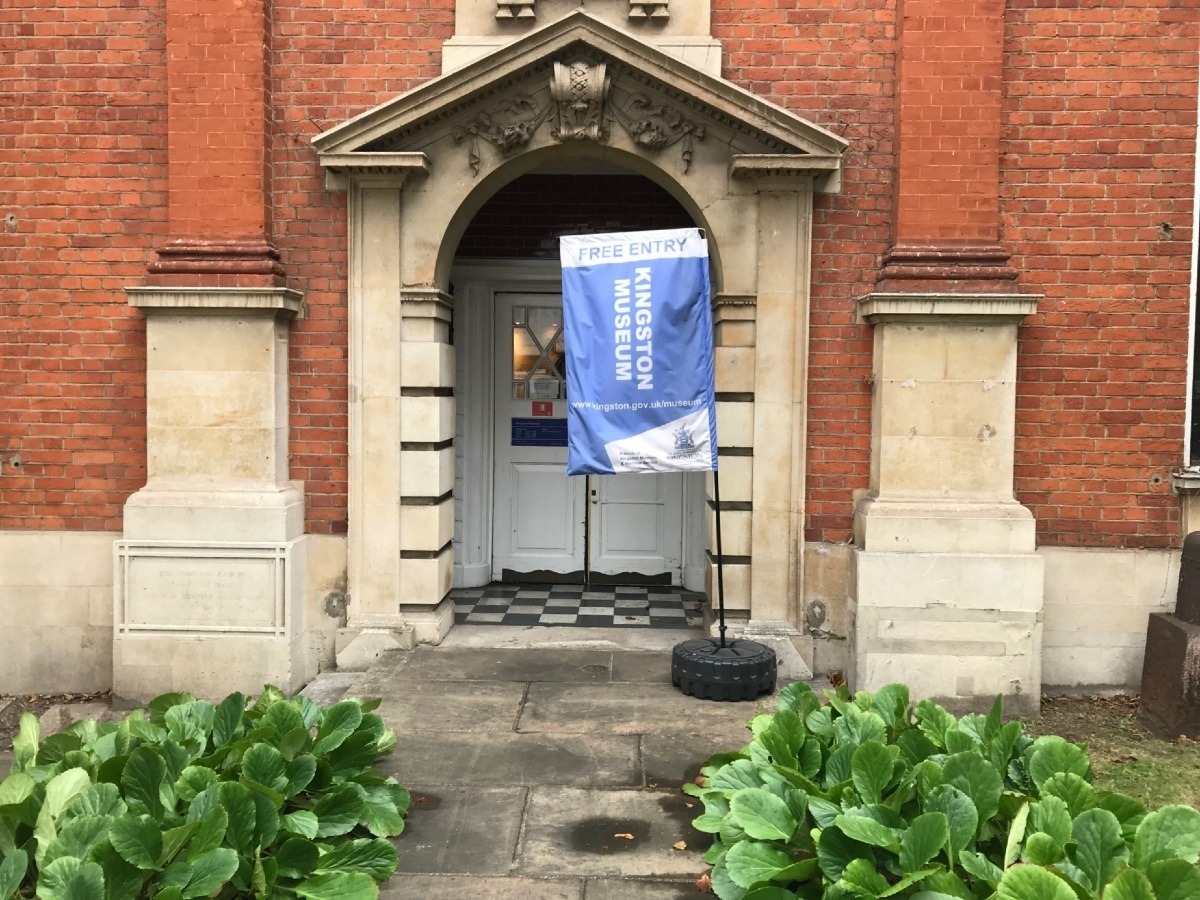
[491,289,684,583]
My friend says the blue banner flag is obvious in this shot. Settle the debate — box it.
[560,228,718,475]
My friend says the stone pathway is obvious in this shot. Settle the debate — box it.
[336,628,780,898]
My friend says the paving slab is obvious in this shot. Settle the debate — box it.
[610,651,674,684]
[382,874,582,899]
[38,702,123,736]
[374,681,527,733]
[583,878,701,899]
[299,672,356,706]
[517,788,702,878]
[518,682,761,735]
[441,625,697,651]
[382,731,641,788]
[641,731,753,790]
[373,647,615,684]
[395,786,528,876]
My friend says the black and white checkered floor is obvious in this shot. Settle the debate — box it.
[451,583,707,628]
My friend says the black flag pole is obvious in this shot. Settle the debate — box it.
[713,468,728,649]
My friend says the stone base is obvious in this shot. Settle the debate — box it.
[401,597,457,644]
[335,626,417,671]
[852,548,1044,715]
[1137,613,1200,738]
[740,620,814,682]
[113,536,308,701]
[113,632,306,703]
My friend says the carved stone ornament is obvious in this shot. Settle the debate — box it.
[496,0,536,19]
[629,0,669,18]
[550,61,611,142]
[612,94,706,172]
[453,95,551,175]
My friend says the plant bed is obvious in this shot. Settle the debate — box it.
[686,682,1200,899]
[0,686,408,899]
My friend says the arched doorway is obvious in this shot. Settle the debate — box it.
[449,168,709,591]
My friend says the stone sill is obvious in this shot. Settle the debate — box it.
[1172,468,1200,494]
[126,287,305,318]
[858,292,1040,324]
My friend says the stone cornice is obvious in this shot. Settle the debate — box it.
[318,152,431,191]
[857,292,1040,325]
[730,153,843,194]
[126,286,305,319]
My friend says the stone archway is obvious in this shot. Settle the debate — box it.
[314,11,847,671]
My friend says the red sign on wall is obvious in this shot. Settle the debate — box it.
[532,401,553,417]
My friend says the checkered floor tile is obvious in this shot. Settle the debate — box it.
[451,583,707,628]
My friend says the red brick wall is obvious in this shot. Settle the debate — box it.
[712,2,895,543]
[271,0,455,533]
[0,0,165,530]
[1003,0,1199,549]
[3,0,1197,552]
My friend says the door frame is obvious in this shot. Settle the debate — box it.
[451,258,707,591]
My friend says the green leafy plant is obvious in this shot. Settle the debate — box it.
[686,682,1200,899]
[0,686,409,899]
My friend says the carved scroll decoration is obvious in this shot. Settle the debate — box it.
[612,94,706,172]
[452,96,550,175]
[549,61,611,142]
[495,0,536,18]
[629,1,669,18]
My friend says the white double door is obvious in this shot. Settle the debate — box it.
[490,291,684,582]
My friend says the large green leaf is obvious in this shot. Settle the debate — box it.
[188,806,227,858]
[995,864,1077,900]
[293,871,379,900]
[108,814,163,870]
[1021,831,1064,865]
[0,773,35,808]
[147,693,194,728]
[838,856,890,895]
[313,785,365,839]
[1004,802,1029,869]
[1039,773,1097,819]
[0,848,28,900]
[1026,737,1091,789]
[281,810,319,840]
[276,838,321,879]
[43,816,110,868]
[12,714,40,774]
[312,702,364,756]
[89,840,146,900]
[941,753,1002,825]
[218,782,258,854]
[358,784,407,838]
[1102,868,1157,900]
[851,742,898,806]
[1028,796,1072,848]
[818,826,874,883]
[211,693,246,749]
[284,756,318,799]
[710,760,765,793]
[924,785,977,865]
[36,856,106,900]
[179,848,238,899]
[172,768,217,805]
[777,682,821,719]
[120,749,166,820]
[834,814,900,852]
[1131,805,1200,869]
[1097,793,1148,843]
[242,744,289,795]
[833,704,887,748]
[249,791,279,848]
[730,789,797,843]
[725,840,796,889]
[914,701,956,749]
[900,812,948,875]
[314,838,397,883]
[1068,807,1126,892]
[958,850,1003,889]
[1146,858,1200,900]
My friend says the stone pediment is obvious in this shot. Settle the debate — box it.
[313,11,846,188]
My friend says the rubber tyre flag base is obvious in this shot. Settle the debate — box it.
[671,638,777,702]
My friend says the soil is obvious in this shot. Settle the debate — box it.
[0,691,112,750]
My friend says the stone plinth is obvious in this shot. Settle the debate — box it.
[1139,531,1200,737]
[115,287,308,702]
[852,293,1043,714]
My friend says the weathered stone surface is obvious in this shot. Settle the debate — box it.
[583,879,699,899]
[1138,613,1200,738]
[517,788,704,878]
[609,651,673,684]
[38,702,122,737]
[382,647,615,683]
[375,682,526,733]
[381,732,641,788]
[382,875,582,899]
[519,682,759,735]
[640,732,751,790]
[395,787,528,875]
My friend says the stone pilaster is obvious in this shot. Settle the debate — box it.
[851,294,1043,713]
[115,288,307,701]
